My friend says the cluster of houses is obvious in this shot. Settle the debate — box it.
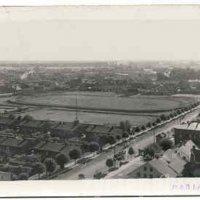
[0,114,130,180]
[109,121,200,179]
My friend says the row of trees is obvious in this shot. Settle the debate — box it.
[105,147,135,169]
[142,138,173,161]
[134,102,199,134]
[27,151,81,180]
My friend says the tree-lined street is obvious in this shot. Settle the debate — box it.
[54,105,200,180]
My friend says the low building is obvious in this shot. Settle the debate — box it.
[173,122,200,145]
[111,149,186,179]
[0,171,11,181]
[52,121,79,139]
[34,140,79,160]
[19,120,43,133]
[0,117,15,130]
[0,136,34,156]
[176,140,198,162]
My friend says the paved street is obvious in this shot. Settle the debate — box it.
[54,106,200,180]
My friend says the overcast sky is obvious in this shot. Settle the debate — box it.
[0,6,200,61]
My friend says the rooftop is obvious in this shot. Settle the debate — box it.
[149,158,177,177]
[161,149,186,175]
[174,122,200,131]
[35,141,66,153]
[176,140,198,161]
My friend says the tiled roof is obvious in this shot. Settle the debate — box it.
[1,137,24,148]
[177,140,197,161]
[0,117,14,125]
[161,149,186,174]
[36,141,65,153]
[149,159,177,177]
[146,143,163,153]
[20,120,42,128]
[175,122,200,131]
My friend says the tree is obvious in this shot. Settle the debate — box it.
[99,135,109,147]
[93,171,105,179]
[23,115,33,121]
[160,114,166,121]
[152,122,157,126]
[18,173,28,180]
[106,158,114,168]
[182,163,195,177]
[119,120,131,132]
[156,118,161,124]
[146,122,152,128]
[159,138,173,151]
[169,113,174,118]
[8,114,15,120]
[143,147,155,161]
[78,173,85,179]
[107,136,116,145]
[116,135,121,140]
[44,158,56,176]
[122,132,129,138]
[42,121,52,133]
[135,127,140,132]
[128,147,134,156]
[13,166,22,175]
[88,142,100,152]
[69,149,81,162]
[173,112,178,116]
[55,154,69,169]
[33,162,45,178]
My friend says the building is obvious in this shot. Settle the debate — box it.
[176,140,198,162]
[0,171,11,181]
[111,149,186,179]
[173,122,200,145]
[0,136,34,156]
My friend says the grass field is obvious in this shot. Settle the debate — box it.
[20,108,156,126]
[16,91,194,112]
[15,92,196,126]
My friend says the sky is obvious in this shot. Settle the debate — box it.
[0,6,200,62]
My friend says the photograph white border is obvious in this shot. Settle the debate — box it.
[0,3,199,199]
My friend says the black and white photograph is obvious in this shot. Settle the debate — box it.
[0,5,199,183]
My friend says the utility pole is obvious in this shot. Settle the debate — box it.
[75,94,78,121]
[153,129,156,143]
[74,93,79,125]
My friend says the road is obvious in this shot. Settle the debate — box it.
[54,105,200,180]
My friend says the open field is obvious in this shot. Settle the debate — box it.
[15,92,195,112]
[13,92,196,126]
[19,108,156,126]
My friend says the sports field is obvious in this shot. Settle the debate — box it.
[16,91,194,112]
[15,92,195,126]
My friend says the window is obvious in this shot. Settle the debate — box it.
[150,167,153,172]
[143,174,147,178]
[136,172,140,178]
[144,166,147,171]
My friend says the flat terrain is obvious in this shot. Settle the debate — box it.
[20,108,156,126]
[14,92,195,126]
[54,105,200,180]
[16,92,193,111]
